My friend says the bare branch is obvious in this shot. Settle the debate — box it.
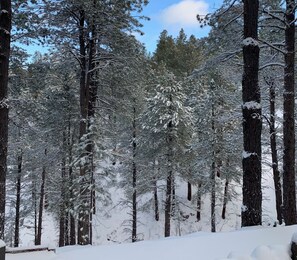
[258,39,286,55]
[262,8,286,24]
[259,62,285,70]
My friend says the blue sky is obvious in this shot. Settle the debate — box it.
[137,0,224,53]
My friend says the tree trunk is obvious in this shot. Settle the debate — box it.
[164,170,172,237]
[171,176,176,216]
[222,178,229,220]
[187,181,192,201]
[153,175,159,221]
[283,0,296,226]
[165,102,173,237]
[241,0,262,227]
[33,178,37,244]
[211,96,216,232]
[14,152,22,247]
[77,9,90,245]
[67,119,76,245]
[265,78,283,225]
[132,106,137,242]
[196,182,201,222]
[211,161,216,232]
[69,161,76,245]
[59,138,67,247]
[36,149,47,245]
[0,0,12,240]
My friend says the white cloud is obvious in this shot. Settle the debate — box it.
[160,0,209,28]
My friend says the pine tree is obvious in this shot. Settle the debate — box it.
[141,67,193,237]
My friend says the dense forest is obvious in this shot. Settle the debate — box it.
[0,0,296,248]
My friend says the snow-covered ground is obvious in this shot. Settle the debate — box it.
[6,225,295,260]
[6,154,288,260]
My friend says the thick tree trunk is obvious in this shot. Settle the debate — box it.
[14,152,22,247]
[265,78,283,225]
[0,0,12,240]
[241,0,262,227]
[283,0,296,226]
[132,106,137,242]
[196,182,201,222]
[36,150,47,245]
[221,178,229,220]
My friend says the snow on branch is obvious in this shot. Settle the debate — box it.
[242,37,259,47]
[262,8,286,25]
[0,28,10,35]
[260,62,285,70]
[258,38,286,55]
[242,101,261,110]
[242,151,257,159]
[0,98,9,109]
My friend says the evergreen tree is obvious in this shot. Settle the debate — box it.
[141,67,193,237]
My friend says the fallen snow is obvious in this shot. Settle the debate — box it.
[292,232,297,243]
[242,101,261,110]
[242,37,259,47]
[242,151,257,158]
[6,225,296,260]
[0,240,5,248]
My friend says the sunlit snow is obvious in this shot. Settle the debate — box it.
[6,226,296,260]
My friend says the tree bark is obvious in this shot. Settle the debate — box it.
[241,0,262,227]
[196,182,201,222]
[265,78,283,225]
[14,152,22,247]
[132,106,137,242]
[33,178,37,244]
[69,161,76,245]
[59,135,67,247]
[153,176,159,221]
[222,178,229,220]
[36,149,47,245]
[67,119,76,245]
[211,162,216,232]
[187,181,192,201]
[0,0,12,240]
[211,97,216,232]
[77,8,91,245]
[283,0,296,226]
[164,170,172,237]
[165,94,174,237]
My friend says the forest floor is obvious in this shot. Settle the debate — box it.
[6,224,295,260]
